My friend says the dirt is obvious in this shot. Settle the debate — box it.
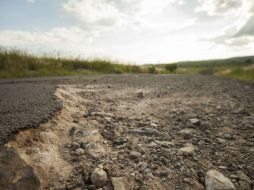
[3,75,254,189]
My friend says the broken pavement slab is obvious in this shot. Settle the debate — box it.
[0,148,40,190]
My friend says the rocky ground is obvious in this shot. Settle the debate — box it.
[1,75,254,190]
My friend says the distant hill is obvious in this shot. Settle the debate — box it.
[172,56,254,68]
[149,55,254,81]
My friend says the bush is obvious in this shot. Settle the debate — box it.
[131,65,142,73]
[198,67,216,75]
[148,66,156,74]
[27,60,40,71]
[165,64,177,73]
[246,59,252,64]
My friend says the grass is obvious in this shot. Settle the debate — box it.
[0,49,253,81]
[0,49,145,78]
[221,67,254,81]
[155,57,254,81]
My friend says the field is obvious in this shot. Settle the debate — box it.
[175,57,254,81]
[152,56,254,81]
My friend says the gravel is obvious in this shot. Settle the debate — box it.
[0,74,254,190]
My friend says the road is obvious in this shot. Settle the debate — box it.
[0,74,254,190]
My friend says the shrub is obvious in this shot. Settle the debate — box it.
[165,64,177,72]
[198,67,216,75]
[27,60,40,71]
[246,59,252,64]
[148,66,156,74]
[131,65,142,73]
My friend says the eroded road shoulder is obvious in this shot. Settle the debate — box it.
[2,75,254,190]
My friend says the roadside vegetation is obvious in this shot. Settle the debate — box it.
[0,49,253,81]
[157,57,254,81]
[0,49,146,78]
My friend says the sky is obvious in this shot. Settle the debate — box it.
[0,0,254,64]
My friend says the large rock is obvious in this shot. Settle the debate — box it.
[102,129,120,141]
[128,128,160,137]
[137,92,144,98]
[74,148,85,155]
[86,143,105,158]
[70,142,80,151]
[236,171,251,183]
[205,170,236,190]
[111,177,129,190]
[129,151,142,161]
[236,171,251,190]
[91,167,107,188]
[0,148,40,190]
[142,128,160,136]
[154,140,174,148]
[179,143,195,154]
[189,118,201,126]
[180,128,195,139]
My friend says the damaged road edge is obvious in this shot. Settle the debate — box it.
[0,86,64,190]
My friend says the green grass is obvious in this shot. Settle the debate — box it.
[0,49,253,81]
[153,57,254,81]
[221,68,254,81]
[173,66,254,81]
[0,49,146,78]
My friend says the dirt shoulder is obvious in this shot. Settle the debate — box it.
[1,74,254,190]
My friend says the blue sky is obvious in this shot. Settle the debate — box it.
[0,0,74,31]
[0,0,253,63]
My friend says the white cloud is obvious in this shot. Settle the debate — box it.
[0,27,98,57]
[197,0,254,47]
[195,0,243,16]
[1,0,254,63]
[62,0,187,30]
[235,14,254,37]
[1,0,197,63]
[225,36,254,46]
[0,27,93,45]
[62,0,122,27]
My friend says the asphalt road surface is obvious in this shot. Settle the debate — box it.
[0,74,254,190]
[1,74,254,147]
